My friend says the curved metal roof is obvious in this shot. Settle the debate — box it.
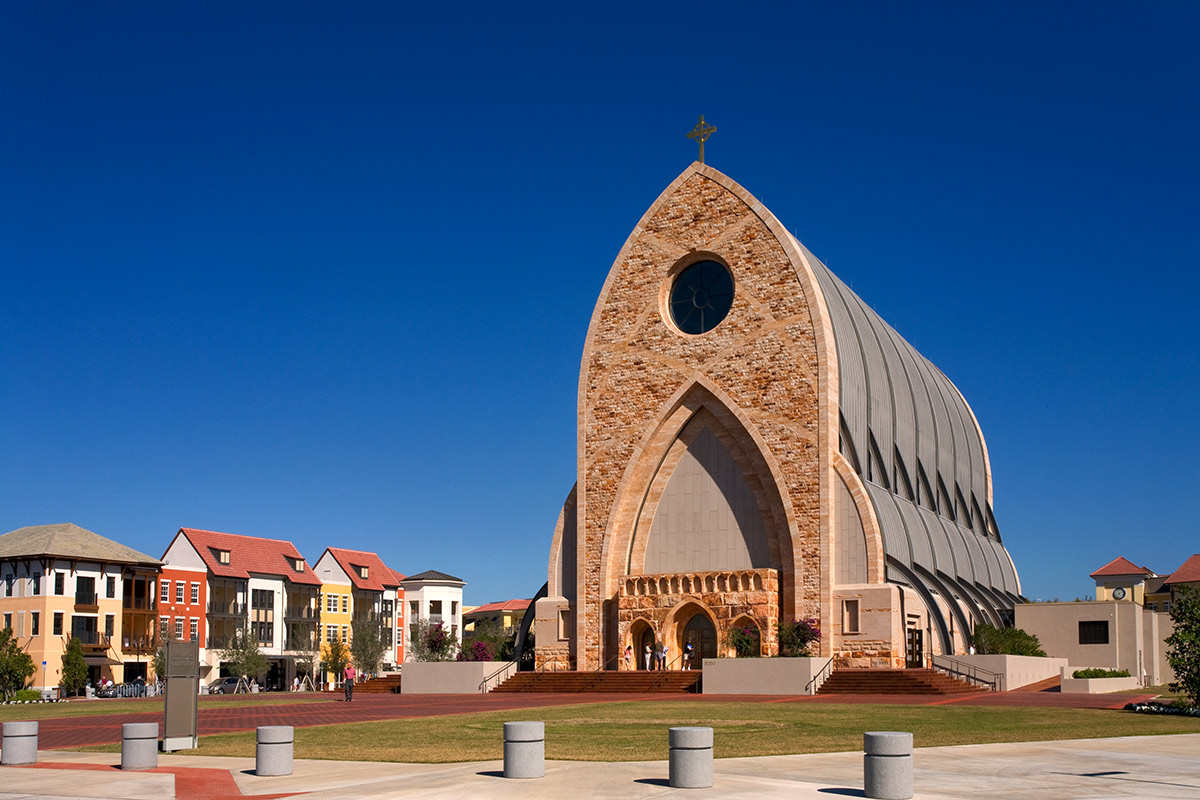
[788,235,1021,603]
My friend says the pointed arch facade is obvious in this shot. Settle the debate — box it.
[535,162,1022,672]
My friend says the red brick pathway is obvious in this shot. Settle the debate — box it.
[30,688,1157,749]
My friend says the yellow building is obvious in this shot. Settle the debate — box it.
[0,524,160,691]
[313,554,351,687]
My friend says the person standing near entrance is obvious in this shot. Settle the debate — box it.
[683,639,694,670]
[644,643,653,670]
[623,644,632,670]
[343,664,356,702]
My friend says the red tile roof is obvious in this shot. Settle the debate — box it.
[1089,556,1155,579]
[176,528,321,585]
[1164,554,1200,585]
[323,547,405,592]
[467,598,532,615]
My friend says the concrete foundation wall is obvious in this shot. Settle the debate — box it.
[1060,672,1141,694]
[933,654,1067,690]
[701,657,833,695]
[400,662,509,694]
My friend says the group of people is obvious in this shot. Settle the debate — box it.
[622,638,697,670]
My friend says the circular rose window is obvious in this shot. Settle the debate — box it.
[669,260,734,335]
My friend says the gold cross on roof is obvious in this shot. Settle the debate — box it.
[687,116,716,164]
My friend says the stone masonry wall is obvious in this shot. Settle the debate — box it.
[576,167,831,670]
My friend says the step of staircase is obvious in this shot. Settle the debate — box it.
[355,675,403,694]
[491,670,702,694]
[816,668,986,696]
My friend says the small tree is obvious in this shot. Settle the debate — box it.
[61,637,88,696]
[408,618,458,662]
[1166,585,1200,707]
[350,613,386,677]
[972,623,1046,657]
[218,626,268,683]
[459,620,514,662]
[777,618,821,657]
[322,636,351,683]
[0,628,35,700]
[289,624,321,686]
[152,630,179,680]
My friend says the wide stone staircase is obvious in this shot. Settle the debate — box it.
[355,675,403,694]
[492,670,702,693]
[816,668,986,695]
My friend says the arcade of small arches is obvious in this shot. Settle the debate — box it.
[617,567,780,664]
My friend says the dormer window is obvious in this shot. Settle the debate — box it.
[358,566,369,579]
[292,558,305,572]
[215,549,231,565]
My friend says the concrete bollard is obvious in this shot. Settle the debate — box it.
[1,721,38,766]
[121,723,159,770]
[668,726,713,789]
[864,731,913,800]
[503,721,545,779]
[255,726,294,776]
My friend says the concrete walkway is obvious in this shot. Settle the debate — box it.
[1,734,1197,799]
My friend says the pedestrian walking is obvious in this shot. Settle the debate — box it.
[343,664,356,702]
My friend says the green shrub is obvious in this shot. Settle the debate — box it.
[776,618,820,658]
[727,625,761,658]
[1072,668,1130,679]
[13,689,41,702]
[972,623,1046,657]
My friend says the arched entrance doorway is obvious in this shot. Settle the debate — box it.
[628,619,657,670]
[681,612,717,662]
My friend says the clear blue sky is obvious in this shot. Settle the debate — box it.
[2,3,1197,607]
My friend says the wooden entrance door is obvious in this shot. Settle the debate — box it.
[682,613,717,662]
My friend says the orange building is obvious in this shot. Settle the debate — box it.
[0,524,160,689]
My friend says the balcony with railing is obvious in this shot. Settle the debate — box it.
[71,631,111,649]
[122,596,157,611]
[284,606,319,621]
[207,601,247,617]
[74,591,99,610]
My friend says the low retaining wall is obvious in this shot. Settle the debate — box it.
[933,654,1067,691]
[701,657,833,695]
[1059,668,1140,694]
[401,662,511,694]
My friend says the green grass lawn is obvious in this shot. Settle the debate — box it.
[0,693,331,722]
[166,700,1200,763]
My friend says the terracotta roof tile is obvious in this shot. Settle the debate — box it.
[1089,556,1155,579]
[177,528,321,585]
[466,598,531,615]
[1164,554,1200,585]
[323,548,403,592]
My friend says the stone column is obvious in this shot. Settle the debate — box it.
[120,723,159,770]
[0,721,37,765]
[864,731,913,800]
[668,726,713,789]
[503,721,545,779]
[255,726,294,776]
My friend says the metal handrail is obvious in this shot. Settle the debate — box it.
[805,657,835,694]
[931,655,1003,691]
[478,660,519,693]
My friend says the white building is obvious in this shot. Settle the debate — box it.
[399,570,465,659]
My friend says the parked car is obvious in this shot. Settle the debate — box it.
[210,676,240,694]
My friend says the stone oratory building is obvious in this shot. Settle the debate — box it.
[534,163,1022,671]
